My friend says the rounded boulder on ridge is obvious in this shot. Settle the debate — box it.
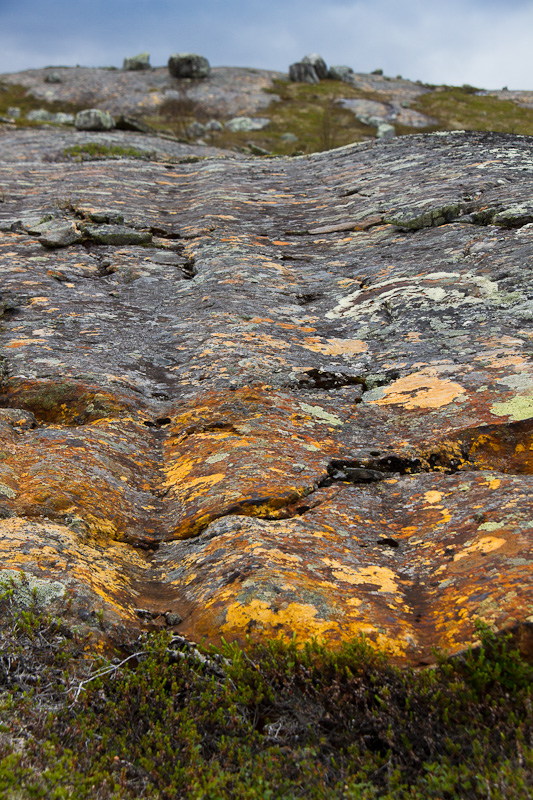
[168,53,211,79]
[74,109,115,131]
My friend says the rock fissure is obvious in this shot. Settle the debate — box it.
[1,128,533,662]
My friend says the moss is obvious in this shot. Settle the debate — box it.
[2,380,125,423]
[0,82,82,124]
[63,143,155,161]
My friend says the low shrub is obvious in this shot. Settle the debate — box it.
[0,591,531,799]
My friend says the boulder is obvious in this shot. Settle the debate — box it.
[225,116,270,132]
[54,112,75,125]
[186,121,207,138]
[26,109,74,125]
[115,115,153,133]
[288,62,319,84]
[26,109,55,122]
[36,220,83,248]
[168,53,211,79]
[123,52,151,71]
[205,119,223,132]
[81,223,152,245]
[44,71,62,84]
[301,53,328,80]
[328,65,355,82]
[376,123,395,140]
[74,109,115,131]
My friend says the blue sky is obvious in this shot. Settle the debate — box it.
[1,0,532,89]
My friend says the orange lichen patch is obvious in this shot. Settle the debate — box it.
[0,517,148,622]
[371,370,466,410]
[322,559,399,594]
[490,355,528,368]
[221,599,334,639]
[424,490,443,504]
[0,416,164,545]
[166,471,226,494]
[5,339,49,348]
[453,536,507,561]
[300,336,368,356]
[158,387,344,539]
[462,419,533,474]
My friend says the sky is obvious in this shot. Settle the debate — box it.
[1,0,533,90]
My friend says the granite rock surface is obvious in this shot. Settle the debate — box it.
[1,126,533,663]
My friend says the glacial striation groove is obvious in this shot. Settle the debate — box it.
[1,127,533,664]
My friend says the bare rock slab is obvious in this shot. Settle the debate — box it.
[1,127,533,663]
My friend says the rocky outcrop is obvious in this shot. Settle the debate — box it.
[0,127,533,664]
[0,66,282,119]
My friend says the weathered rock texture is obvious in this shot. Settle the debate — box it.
[0,66,283,118]
[1,127,533,663]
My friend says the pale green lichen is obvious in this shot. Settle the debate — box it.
[206,452,230,464]
[299,402,343,426]
[0,569,66,607]
[0,483,16,498]
[478,521,504,532]
[490,394,533,421]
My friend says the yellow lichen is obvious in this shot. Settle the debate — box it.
[371,371,466,410]
[453,536,507,561]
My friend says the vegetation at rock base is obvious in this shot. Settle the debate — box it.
[5,72,533,156]
[144,76,533,158]
[0,586,532,799]
[0,82,82,122]
[63,142,156,161]
[413,86,533,136]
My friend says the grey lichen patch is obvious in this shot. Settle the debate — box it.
[0,569,66,607]
[326,271,499,321]
[383,203,463,230]
[38,220,83,249]
[82,224,152,245]
[493,205,533,228]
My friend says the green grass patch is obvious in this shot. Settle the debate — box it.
[146,78,415,157]
[0,588,532,799]
[63,142,156,161]
[413,86,533,135]
[0,82,82,124]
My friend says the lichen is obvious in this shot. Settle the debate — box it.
[491,394,533,421]
[0,569,66,607]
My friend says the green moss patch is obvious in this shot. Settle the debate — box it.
[63,143,156,161]
[0,82,82,124]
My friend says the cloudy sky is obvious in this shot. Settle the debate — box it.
[1,0,532,89]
